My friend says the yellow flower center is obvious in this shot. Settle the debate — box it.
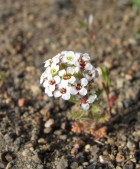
[67,56,73,61]
[63,73,72,80]
[51,68,56,74]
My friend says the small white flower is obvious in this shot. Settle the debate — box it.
[81,94,97,110]
[44,59,51,68]
[75,54,92,70]
[62,51,80,65]
[54,82,71,100]
[82,53,90,61]
[40,51,99,110]
[59,67,76,84]
[44,54,60,68]
[40,72,46,84]
[81,102,90,110]
[43,75,60,97]
[45,87,53,97]
[87,95,97,103]
[70,78,88,96]
[46,63,59,76]
[83,68,98,81]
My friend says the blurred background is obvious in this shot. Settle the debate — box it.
[0,0,140,100]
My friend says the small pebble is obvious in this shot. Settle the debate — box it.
[59,135,67,140]
[125,74,133,81]
[70,162,78,169]
[116,78,124,88]
[126,141,136,151]
[44,127,52,134]
[0,163,4,169]
[116,153,125,163]
[54,130,62,136]
[32,155,42,164]
[38,138,47,144]
[30,85,41,95]
[123,162,134,169]
[123,99,135,108]
[3,152,15,162]
[55,158,68,169]
[22,149,30,157]
[18,98,27,107]
[85,144,91,152]
[44,118,54,128]
[99,155,110,163]
[116,166,122,169]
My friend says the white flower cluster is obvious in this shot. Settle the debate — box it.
[40,51,98,110]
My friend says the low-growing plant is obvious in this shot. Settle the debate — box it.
[40,51,114,137]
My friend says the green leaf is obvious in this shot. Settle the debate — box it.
[102,82,109,95]
[101,64,111,85]
[80,116,90,120]
[69,96,79,103]
[68,110,87,120]
[131,0,140,7]
[91,101,100,115]
[96,88,103,97]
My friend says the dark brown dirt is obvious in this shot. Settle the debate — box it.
[0,0,140,169]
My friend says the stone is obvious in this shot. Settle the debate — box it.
[22,149,30,157]
[116,166,122,169]
[70,162,78,169]
[44,127,52,134]
[116,153,125,163]
[123,162,134,169]
[44,118,55,128]
[38,138,47,144]
[125,74,133,81]
[18,98,27,107]
[99,155,110,163]
[55,158,68,169]
[30,85,41,95]
[85,144,91,152]
[59,135,67,140]
[126,141,136,151]
[116,78,124,88]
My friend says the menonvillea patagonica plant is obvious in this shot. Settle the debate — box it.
[40,51,98,110]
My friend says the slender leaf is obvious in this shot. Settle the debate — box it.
[101,64,111,85]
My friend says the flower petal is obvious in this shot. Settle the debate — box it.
[54,91,61,98]
[81,103,89,110]
[60,79,68,87]
[44,59,51,67]
[59,69,66,76]
[43,80,49,88]
[85,63,93,70]
[49,84,55,91]
[88,95,97,103]
[75,52,81,60]
[70,87,78,95]
[69,76,76,84]
[62,92,70,100]
[52,57,59,64]
[54,76,61,84]
[81,78,88,86]
[45,87,49,93]
[47,91,53,97]
[79,88,87,96]
[67,67,75,74]
[82,53,90,61]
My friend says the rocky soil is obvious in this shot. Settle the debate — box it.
[0,0,140,168]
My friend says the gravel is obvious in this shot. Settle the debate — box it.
[0,0,140,168]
